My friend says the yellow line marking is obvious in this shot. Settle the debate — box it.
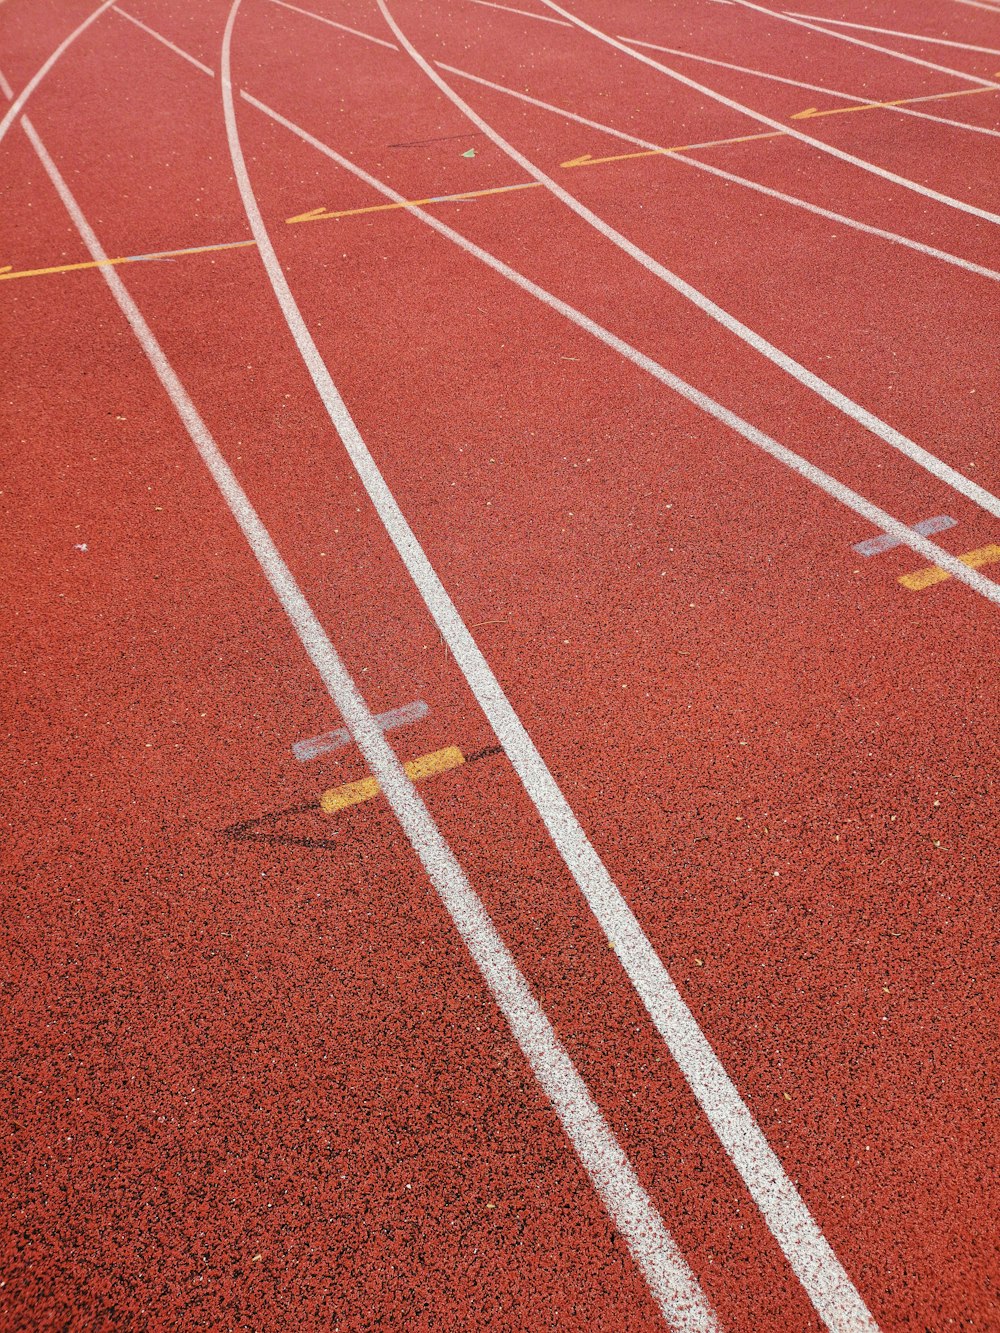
[319,745,465,813]
[561,129,784,170]
[286,180,540,225]
[793,83,997,120]
[12,72,1000,280]
[0,238,256,283]
[898,544,1000,590]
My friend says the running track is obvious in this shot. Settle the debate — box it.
[1,0,998,1327]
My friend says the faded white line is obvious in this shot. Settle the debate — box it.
[113,6,215,76]
[294,698,429,760]
[784,11,1000,57]
[613,35,1000,137]
[381,2,1000,522]
[0,0,118,148]
[217,9,724,1323]
[257,52,923,1330]
[9,74,717,1333]
[468,0,572,25]
[249,88,999,579]
[439,61,1000,281]
[732,0,1000,89]
[539,1,1000,212]
[267,0,398,49]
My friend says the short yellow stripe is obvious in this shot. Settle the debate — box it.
[319,745,465,813]
[898,544,1000,590]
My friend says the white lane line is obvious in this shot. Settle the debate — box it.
[266,0,398,49]
[244,68,913,1330]
[10,85,716,1333]
[534,2,1000,218]
[613,36,1000,138]
[250,0,1000,274]
[115,9,1000,587]
[243,85,1000,601]
[439,61,1000,281]
[378,2,1000,524]
[731,0,1000,89]
[0,0,118,148]
[784,11,1000,57]
[107,8,1000,589]
[217,10,723,1323]
[119,22,1000,1324]
[953,0,1000,11]
[113,6,215,76]
[468,0,573,25]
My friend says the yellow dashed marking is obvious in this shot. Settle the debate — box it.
[319,745,465,813]
[898,544,1000,590]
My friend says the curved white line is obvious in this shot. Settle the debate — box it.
[615,35,1000,138]
[378,0,1000,524]
[784,11,1000,57]
[439,60,1000,282]
[732,0,1000,89]
[534,0,1000,226]
[7,68,718,1333]
[268,0,398,50]
[244,86,1000,602]
[216,9,720,1327]
[243,57,901,1330]
[113,6,215,76]
[224,5,988,1327]
[0,0,118,148]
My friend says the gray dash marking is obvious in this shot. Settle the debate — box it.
[853,515,956,556]
[293,698,429,761]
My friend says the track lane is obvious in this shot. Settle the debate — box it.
[3,0,998,1328]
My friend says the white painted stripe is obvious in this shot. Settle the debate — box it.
[266,0,398,49]
[113,6,215,76]
[380,3,1000,523]
[468,0,573,25]
[0,0,118,148]
[108,12,1000,589]
[732,0,1000,89]
[953,0,1000,11]
[293,699,429,760]
[245,85,1000,595]
[439,61,1000,282]
[614,35,1000,137]
[541,0,1000,226]
[241,77,929,1333]
[111,25,1000,1324]
[12,87,716,1333]
[217,13,724,1324]
[784,11,1000,57]
[239,63,1000,1333]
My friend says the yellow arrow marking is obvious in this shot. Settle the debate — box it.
[898,544,1000,591]
[0,238,256,283]
[793,82,998,121]
[319,745,466,813]
[561,129,783,170]
[286,179,541,225]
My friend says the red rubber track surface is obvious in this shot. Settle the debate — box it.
[1,0,997,1328]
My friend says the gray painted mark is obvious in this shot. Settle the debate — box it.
[853,515,957,556]
[293,699,429,761]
